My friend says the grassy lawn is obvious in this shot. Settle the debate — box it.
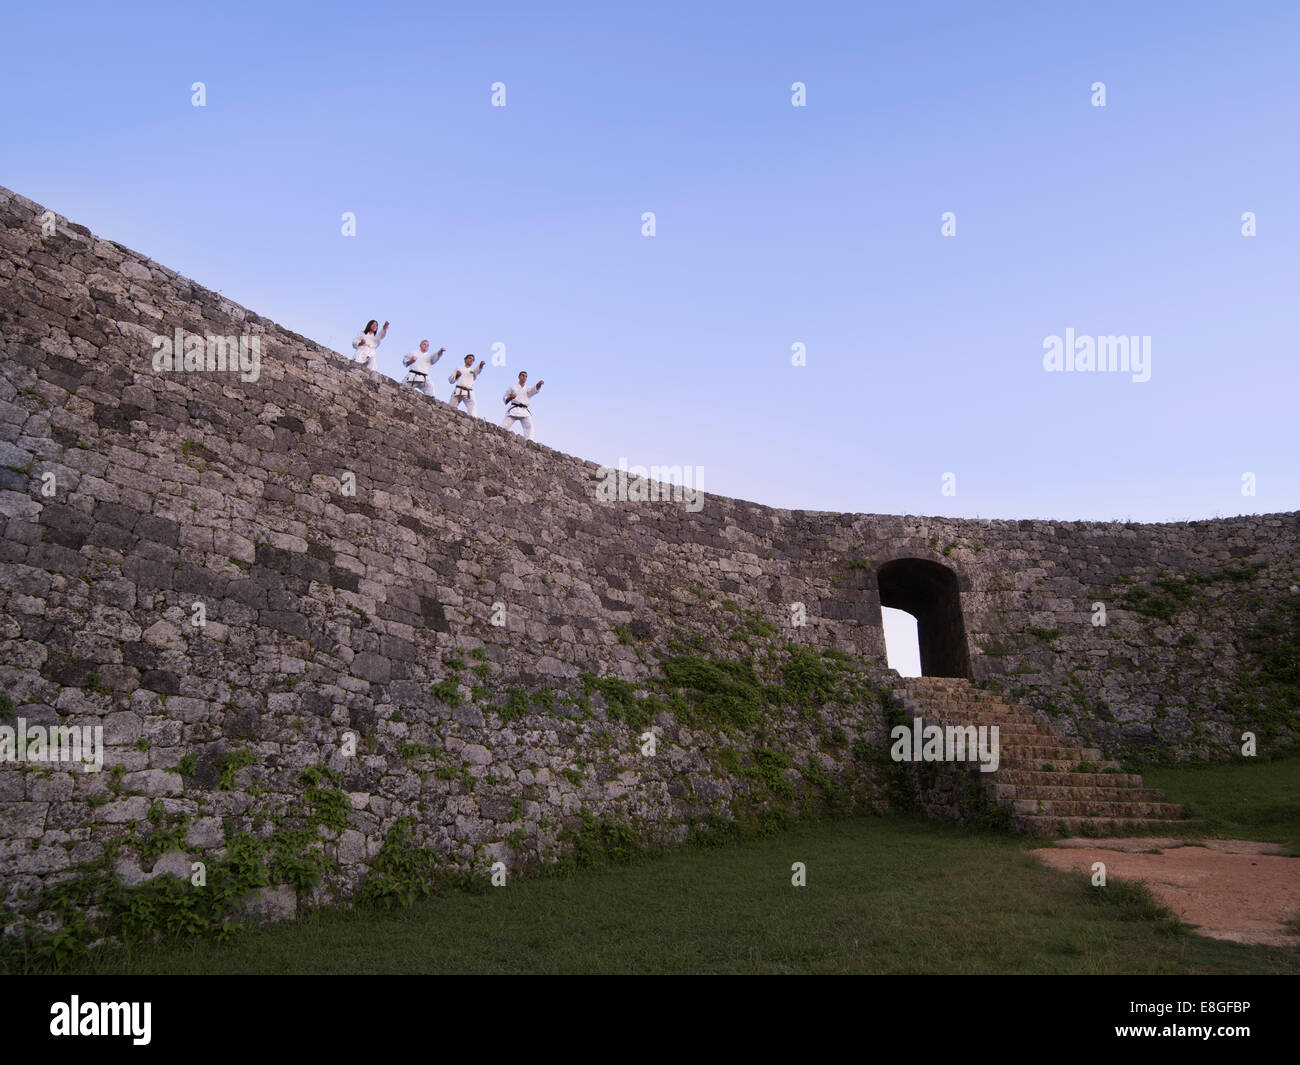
[1141,755,1300,855]
[17,810,1298,975]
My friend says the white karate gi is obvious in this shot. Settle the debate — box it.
[449,364,481,415]
[404,347,442,396]
[351,323,387,370]
[501,382,541,440]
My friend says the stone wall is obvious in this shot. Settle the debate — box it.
[841,513,1298,760]
[0,184,1295,929]
[0,186,895,927]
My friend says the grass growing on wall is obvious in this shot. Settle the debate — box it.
[1114,562,1269,622]
[0,764,350,970]
[572,640,882,734]
[2,636,894,969]
[1224,592,1300,747]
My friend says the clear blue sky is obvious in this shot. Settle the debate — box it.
[4,1,1297,526]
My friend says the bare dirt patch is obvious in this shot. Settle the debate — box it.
[1030,838,1300,948]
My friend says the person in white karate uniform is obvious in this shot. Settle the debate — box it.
[501,370,544,440]
[403,340,444,396]
[448,354,486,415]
[351,319,388,370]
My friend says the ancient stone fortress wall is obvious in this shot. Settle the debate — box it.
[0,186,897,928]
[0,185,1295,934]
[840,510,1299,761]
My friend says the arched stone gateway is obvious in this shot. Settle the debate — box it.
[876,558,971,679]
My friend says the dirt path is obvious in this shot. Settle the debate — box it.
[1029,837,1300,948]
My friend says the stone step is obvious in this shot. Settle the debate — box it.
[901,687,1001,698]
[901,707,1058,729]
[903,726,1063,746]
[905,702,1045,720]
[897,676,1187,834]
[904,691,1003,702]
[998,757,1124,772]
[903,690,1006,704]
[1010,798,1187,818]
[993,745,1106,762]
[922,721,1063,739]
[901,692,1018,706]
[992,783,1168,803]
[994,769,1146,787]
[1014,815,1196,836]
[902,700,1040,717]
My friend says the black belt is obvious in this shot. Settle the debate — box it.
[408,370,426,378]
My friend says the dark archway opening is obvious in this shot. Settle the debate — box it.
[877,558,971,678]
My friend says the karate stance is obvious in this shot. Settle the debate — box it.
[501,371,544,440]
[403,340,444,396]
[351,319,388,370]
[448,354,486,415]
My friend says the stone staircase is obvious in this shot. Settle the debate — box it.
[896,676,1189,835]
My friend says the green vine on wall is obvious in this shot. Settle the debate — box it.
[0,762,348,972]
